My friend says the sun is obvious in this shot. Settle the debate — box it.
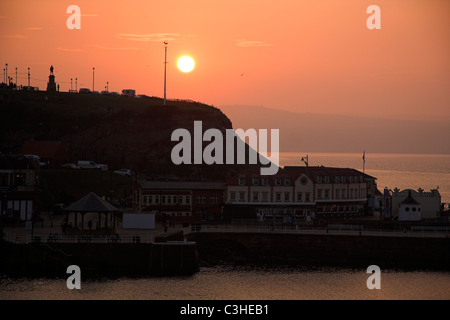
[177,56,195,73]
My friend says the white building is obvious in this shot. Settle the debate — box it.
[398,191,422,221]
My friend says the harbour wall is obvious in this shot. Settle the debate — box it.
[0,240,198,278]
[187,232,450,270]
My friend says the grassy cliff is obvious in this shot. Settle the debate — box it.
[0,89,255,179]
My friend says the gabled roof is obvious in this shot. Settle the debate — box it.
[64,192,119,212]
[400,190,421,206]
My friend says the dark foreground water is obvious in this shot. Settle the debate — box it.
[1,266,449,300]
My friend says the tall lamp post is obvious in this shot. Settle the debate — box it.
[15,67,17,86]
[75,78,77,92]
[71,78,73,91]
[92,67,95,92]
[164,41,168,106]
[5,63,7,84]
[28,67,30,87]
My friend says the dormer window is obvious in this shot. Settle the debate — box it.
[239,177,246,185]
[252,178,259,185]
[316,176,323,183]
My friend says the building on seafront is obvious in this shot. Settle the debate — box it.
[0,154,40,222]
[132,166,379,224]
[223,166,378,223]
[391,188,441,220]
[133,180,225,223]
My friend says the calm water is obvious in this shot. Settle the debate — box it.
[1,266,449,300]
[1,153,449,300]
[280,153,450,204]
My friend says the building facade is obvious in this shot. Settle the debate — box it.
[224,166,377,222]
[0,155,40,222]
[134,180,225,223]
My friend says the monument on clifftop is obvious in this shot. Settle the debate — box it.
[46,65,57,92]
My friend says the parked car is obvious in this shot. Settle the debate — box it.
[79,88,91,94]
[114,169,133,177]
[61,163,80,170]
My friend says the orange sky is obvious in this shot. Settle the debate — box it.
[1,0,449,119]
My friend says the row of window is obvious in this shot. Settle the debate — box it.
[142,195,222,206]
[142,195,191,206]
[230,188,367,203]
[239,175,365,186]
[239,177,291,186]
[230,191,312,203]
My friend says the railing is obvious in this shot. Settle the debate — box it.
[2,232,155,244]
[183,224,449,239]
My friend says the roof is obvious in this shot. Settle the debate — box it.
[400,190,421,206]
[0,154,36,170]
[64,192,119,212]
[139,180,225,190]
[21,141,67,159]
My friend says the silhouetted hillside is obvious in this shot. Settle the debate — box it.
[0,89,261,179]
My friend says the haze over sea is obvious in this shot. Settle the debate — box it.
[279,153,450,204]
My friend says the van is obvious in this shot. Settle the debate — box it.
[77,160,101,170]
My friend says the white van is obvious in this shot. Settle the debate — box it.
[77,160,101,170]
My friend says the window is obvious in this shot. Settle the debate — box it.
[239,192,245,202]
[405,206,410,212]
[284,179,290,186]
[341,189,346,199]
[185,196,191,205]
[324,176,330,183]
[276,192,281,202]
[305,193,310,202]
[335,176,340,183]
[350,189,354,199]
[297,192,302,202]
[261,178,268,186]
[412,207,416,212]
[324,189,329,199]
[335,189,340,199]
[239,177,246,185]
[316,176,323,183]
[262,192,268,202]
[210,196,220,204]
[178,196,182,204]
[284,193,290,201]
[167,196,172,204]
[349,176,353,183]
[149,195,153,204]
[197,196,206,204]
[275,179,281,186]
[300,177,308,185]
[317,189,322,199]
[161,196,166,204]
[230,192,236,201]
[253,192,259,202]
[155,196,160,204]
[252,178,259,185]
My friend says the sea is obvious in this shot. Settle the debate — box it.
[0,153,449,301]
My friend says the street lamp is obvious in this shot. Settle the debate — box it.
[75,78,77,92]
[28,67,30,87]
[164,41,168,106]
[71,78,73,91]
[92,67,95,92]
